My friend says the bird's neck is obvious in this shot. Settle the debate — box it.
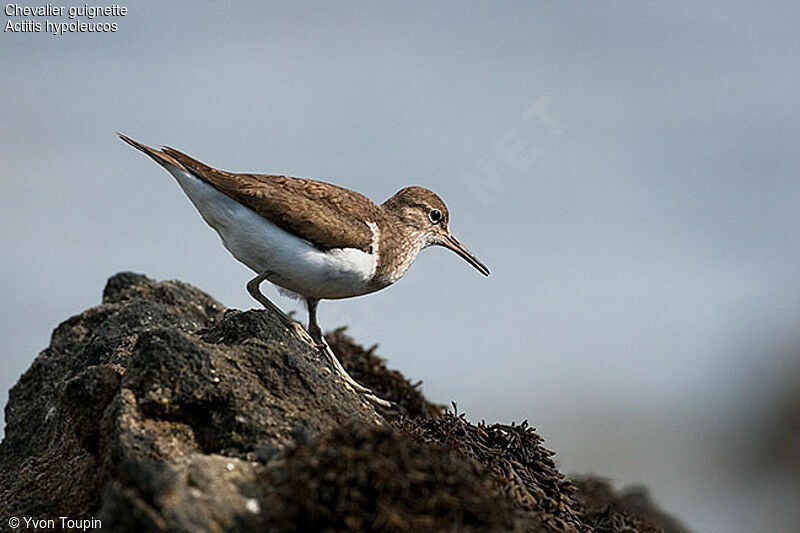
[371,211,427,287]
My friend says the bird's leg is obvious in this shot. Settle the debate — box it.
[306,298,392,408]
[306,297,366,389]
[305,297,323,343]
[247,271,315,346]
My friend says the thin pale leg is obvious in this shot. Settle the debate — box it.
[247,271,315,346]
[306,298,392,408]
[306,297,369,392]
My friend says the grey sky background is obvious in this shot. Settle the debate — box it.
[2,2,799,531]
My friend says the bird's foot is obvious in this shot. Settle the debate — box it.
[312,334,393,408]
[361,391,392,408]
[289,321,317,347]
[341,376,373,394]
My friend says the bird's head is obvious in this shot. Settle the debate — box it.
[382,186,490,276]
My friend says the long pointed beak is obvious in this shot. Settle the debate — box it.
[441,234,490,276]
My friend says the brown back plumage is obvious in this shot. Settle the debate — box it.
[119,134,380,252]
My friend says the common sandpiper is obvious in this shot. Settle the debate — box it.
[118,134,490,406]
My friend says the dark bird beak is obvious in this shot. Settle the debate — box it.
[441,234,490,276]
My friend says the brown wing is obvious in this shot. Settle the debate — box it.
[119,134,378,252]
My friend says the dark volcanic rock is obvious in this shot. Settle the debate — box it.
[0,272,381,531]
[572,477,691,533]
[0,272,690,532]
[259,421,519,532]
[398,410,585,531]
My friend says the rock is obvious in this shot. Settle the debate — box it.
[571,477,691,533]
[398,411,584,531]
[0,272,690,532]
[0,272,381,531]
[258,421,520,532]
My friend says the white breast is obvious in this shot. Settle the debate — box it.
[165,166,379,300]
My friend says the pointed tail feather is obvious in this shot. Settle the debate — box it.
[117,133,187,170]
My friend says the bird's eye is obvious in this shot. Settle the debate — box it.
[428,209,443,224]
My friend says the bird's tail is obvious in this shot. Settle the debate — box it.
[117,133,187,171]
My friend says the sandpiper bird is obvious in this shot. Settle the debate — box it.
[118,134,490,406]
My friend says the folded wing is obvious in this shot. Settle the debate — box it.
[118,134,378,252]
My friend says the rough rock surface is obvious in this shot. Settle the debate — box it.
[0,273,690,532]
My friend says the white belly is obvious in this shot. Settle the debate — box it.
[166,166,378,299]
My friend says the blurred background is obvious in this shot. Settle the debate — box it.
[2,2,799,531]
